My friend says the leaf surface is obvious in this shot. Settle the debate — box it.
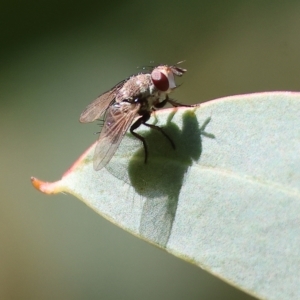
[32,92,300,300]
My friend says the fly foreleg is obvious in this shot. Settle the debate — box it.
[166,95,194,107]
[154,95,194,109]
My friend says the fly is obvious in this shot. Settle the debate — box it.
[80,62,192,171]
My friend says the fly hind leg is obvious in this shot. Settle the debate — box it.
[141,108,175,149]
[130,113,150,164]
[130,112,175,164]
[143,121,175,150]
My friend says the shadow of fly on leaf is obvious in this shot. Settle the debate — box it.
[106,111,215,247]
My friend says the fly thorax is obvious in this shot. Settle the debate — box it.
[116,74,153,102]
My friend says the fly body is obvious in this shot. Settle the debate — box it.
[80,63,192,171]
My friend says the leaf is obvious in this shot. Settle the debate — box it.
[31,92,300,300]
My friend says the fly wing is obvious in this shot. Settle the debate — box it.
[93,102,141,171]
[79,80,126,123]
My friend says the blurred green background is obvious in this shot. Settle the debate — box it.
[1,1,300,299]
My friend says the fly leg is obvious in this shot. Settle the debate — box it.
[166,95,194,107]
[130,113,150,163]
[143,121,175,150]
[130,111,175,164]
[142,101,175,149]
[154,94,195,108]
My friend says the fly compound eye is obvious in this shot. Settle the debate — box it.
[151,69,169,92]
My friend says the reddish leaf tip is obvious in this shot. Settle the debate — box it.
[31,176,63,194]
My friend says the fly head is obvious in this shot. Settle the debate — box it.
[151,64,187,93]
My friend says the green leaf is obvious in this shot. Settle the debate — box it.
[32,92,300,300]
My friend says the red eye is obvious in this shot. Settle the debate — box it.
[151,69,169,91]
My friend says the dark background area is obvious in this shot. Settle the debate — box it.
[1,1,300,299]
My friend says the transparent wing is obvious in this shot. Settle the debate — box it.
[93,102,141,171]
[79,80,126,123]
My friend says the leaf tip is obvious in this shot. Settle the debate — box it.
[31,176,63,194]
